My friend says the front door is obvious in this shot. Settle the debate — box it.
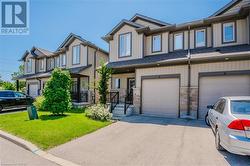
[127,78,135,95]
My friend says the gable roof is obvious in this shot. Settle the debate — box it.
[130,13,171,26]
[104,19,144,37]
[210,0,243,17]
[19,50,30,61]
[56,33,108,54]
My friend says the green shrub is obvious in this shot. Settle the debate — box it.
[2,82,15,90]
[43,68,72,115]
[97,61,112,104]
[33,96,45,111]
[85,104,112,121]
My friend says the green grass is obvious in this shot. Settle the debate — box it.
[0,109,111,150]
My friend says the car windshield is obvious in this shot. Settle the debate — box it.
[231,100,250,115]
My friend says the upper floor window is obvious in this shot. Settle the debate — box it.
[48,58,54,70]
[72,45,80,65]
[152,34,161,52]
[174,33,183,50]
[39,59,44,70]
[119,33,131,57]
[195,29,206,47]
[55,56,60,67]
[26,59,32,73]
[222,22,235,43]
[60,54,66,66]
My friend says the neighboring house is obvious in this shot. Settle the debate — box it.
[103,0,250,119]
[17,33,108,105]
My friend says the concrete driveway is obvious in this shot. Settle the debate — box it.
[49,116,250,166]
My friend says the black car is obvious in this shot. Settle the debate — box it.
[0,90,34,111]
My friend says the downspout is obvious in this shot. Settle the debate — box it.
[187,26,191,116]
[93,49,98,104]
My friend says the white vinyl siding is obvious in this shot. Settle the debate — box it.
[119,33,131,57]
[152,35,161,52]
[195,29,206,47]
[72,45,80,65]
[223,22,235,43]
[174,33,183,50]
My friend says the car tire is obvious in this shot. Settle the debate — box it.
[0,105,3,112]
[215,129,224,151]
[205,114,210,126]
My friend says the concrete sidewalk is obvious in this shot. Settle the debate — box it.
[49,116,250,166]
[0,137,57,166]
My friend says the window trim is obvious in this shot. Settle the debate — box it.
[173,32,184,51]
[55,56,60,67]
[72,45,81,65]
[195,28,206,48]
[26,59,32,73]
[61,54,66,67]
[39,59,44,70]
[151,34,162,53]
[118,32,132,58]
[222,21,236,44]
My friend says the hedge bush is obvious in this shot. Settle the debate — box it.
[33,96,45,111]
[85,104,112,121]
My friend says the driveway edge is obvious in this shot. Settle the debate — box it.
[0,130,80,166]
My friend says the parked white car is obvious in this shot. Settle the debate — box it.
[206,96,250,156]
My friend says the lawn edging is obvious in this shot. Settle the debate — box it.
[0,130,80,166]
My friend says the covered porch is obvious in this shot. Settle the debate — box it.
[108,67,136,115]
[70,73,92,105]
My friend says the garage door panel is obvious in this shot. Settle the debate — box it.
[29,84,38,98]
[199,75,250,119]
[142,78,179,118]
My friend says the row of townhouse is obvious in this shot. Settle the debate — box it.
[18,33,108,105]
[18,0,250,119]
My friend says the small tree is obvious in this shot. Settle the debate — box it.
[2,81,15,90]
[43,68,72,115]
[97,62,112,105]
[11,64,26,92]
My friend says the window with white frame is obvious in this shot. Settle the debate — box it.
[223,22,235,43]
[39,59,44,70]
[174,33,183,50]
[48,58,54,70]
[60,54,66,66]
[195,29,206,47]
[152,34,161,52]
[72,45,80,65]
[119,33,131,57]
[55,56,60,67]
[26,59,32,73]
[114,78,120,89]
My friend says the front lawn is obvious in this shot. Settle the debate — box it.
[0,109,111,150]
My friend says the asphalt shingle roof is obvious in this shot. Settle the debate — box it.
[107,44,250,68]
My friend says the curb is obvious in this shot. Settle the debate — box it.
[0,130,80,166]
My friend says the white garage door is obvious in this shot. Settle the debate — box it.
[199,75,250,119]
[142,78,179,118]
[29,84,38,98]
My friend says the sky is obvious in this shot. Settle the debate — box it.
[0,0,230,81]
